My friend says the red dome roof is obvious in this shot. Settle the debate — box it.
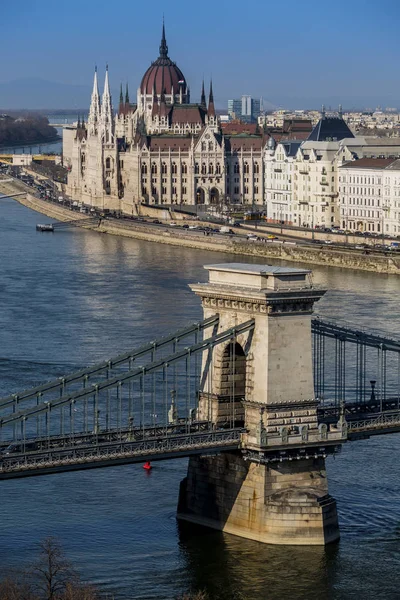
[140,24,187,96]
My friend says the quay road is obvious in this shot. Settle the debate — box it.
[1,163,399,257]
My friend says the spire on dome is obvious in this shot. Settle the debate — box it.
[200,79,206,107]
[208,80,215,117]
[159,17,168,58]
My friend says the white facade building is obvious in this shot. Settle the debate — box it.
[339,158,400,236]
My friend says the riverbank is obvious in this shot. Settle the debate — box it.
[0,135,61,151]
[3,188,399,275]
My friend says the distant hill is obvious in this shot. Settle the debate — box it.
[0,77,119,110]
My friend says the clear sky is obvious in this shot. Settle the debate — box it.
[2,0,400,109]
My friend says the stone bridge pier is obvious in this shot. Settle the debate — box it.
[178,263,346,545]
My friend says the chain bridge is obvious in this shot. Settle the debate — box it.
[1,262,399,545]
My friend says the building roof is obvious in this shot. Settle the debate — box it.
[169,104,206,125]
[221,121,259,135]
[146,135,194,151]
[225,134,266,151]
[308,116,355,142]
[281,141,302,157]
[341,158,396,169]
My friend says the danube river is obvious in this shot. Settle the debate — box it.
[0,198,399,600]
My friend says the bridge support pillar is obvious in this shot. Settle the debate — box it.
[178,263,343,545]
[178,452,339,545]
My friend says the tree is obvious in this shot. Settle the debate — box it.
[30,538,77,600]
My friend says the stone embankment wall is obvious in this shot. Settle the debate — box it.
[2,186,400,275]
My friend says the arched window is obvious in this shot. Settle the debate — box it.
[201,163,207,175]
[141,164,147,174]
[201,142,206,151]
[162,163,167,174]
[216,163,221,175]
[195,163,199,174]
[244,162,249,174]
[172,163,177,174]
[234,163,239,174]
[209,163,214,174]
[182,163,187,174]
[105,157,111,169]
[81,153,86,164]
[151,163,157,174]
[208,142,213,151]
[254,163,259,174]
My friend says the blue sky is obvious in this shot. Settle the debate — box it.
[2,0,400,109]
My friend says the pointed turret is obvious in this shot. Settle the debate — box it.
[125,83,130,105]
[119,83,124,114]
[200,80,206,108]
[208,80,215,117]
[88,66,101,135]
[100,65,114,142]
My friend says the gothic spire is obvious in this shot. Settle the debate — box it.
[119,84,123,105]
[200,79,206,107]
[159,17,168,58]
[125,83,130,105]
[208,79,215,117]
[100,65,114,141]
[88,66,101,134]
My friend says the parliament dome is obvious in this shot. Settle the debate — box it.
[140,24,187,96]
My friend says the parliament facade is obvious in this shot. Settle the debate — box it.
[63,24,267,213]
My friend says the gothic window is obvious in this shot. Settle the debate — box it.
[162,163,167,174]
[244,162,249,174]
[234,186,239,194]
[216,163,221,175]
[202,142,206,151]
[201,163,207,175]
[182,163,187,174]
[226,164,230,175]
[105,157,111,169]
[142,164,148,174]
[142,186,147,195]
[234,163,239,174]
[254,163,259,174]
[162,186,167,194]
[119,160,124,169]
[255,186,259,194]
[151,163,157,174]
[172,163,177,174]
[209,163,214,174]
[208,142,213,151]
[244,186,249,194]
[152,186,157,195]
[183,186,187,195]
[195,163,199,174]
[81,153,86,164]
[172,186,177,195]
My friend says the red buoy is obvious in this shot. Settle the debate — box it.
[143,461,152,471]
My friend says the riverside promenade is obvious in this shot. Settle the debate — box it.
[1,177,400,275]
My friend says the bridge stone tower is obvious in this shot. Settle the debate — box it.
[178,263,345,545]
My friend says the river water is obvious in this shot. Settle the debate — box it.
[0,198,399,599]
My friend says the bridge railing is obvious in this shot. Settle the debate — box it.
[0,318,254,462]
[312,317,400,417]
